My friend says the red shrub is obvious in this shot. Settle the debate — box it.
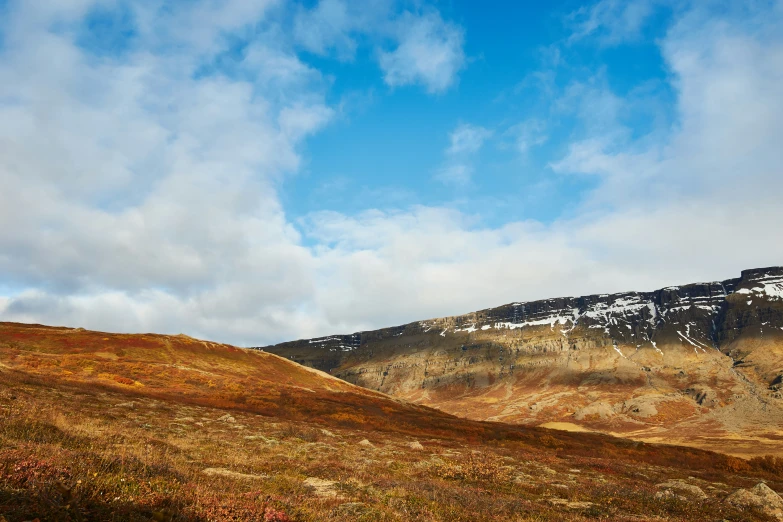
[264,506,291,522]
[749,455,783,474]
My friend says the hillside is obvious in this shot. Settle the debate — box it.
[0,322,472,438]
[3,321,783,520]
[260,267,783,457]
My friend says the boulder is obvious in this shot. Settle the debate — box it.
[725,483,783,520]
[655,480,707,500]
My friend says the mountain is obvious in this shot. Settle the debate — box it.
[259,266,783,457]
[6,321,783,521]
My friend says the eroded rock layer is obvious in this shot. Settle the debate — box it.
[259,267,783,456]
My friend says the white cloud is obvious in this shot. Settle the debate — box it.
[505,119,548,155]
[1,0,782,348]
[379,11,465,93]
[291,0,467,93]
[308,1,783,332]
[243,44,323,89]
[435,164,473,186]
[292,0,362,59]
[554,1,783,207]
[0,0,328,344]
[567,0,666,45]
[446,123,492,156]
[279,103,335,141]
[435,123,491,186]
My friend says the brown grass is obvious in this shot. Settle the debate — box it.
[1,321,781,521]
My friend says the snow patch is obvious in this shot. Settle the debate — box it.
[454,324,477,334]
[677,329,707,353]
[736,275,783,301]
[309,336,342,344]
[492,308,579,331]
[647,302,658,326]
[583,295,651,324]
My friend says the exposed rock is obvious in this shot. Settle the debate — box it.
[304,477,339,497]
[358,439,374,448]
[655,480,707,500]
[683,387,720,407]
[243,435,279,444]
[725,483,783,519]
[513,472,535,484]
[202,468,267,480]
[655,489,686,502]
[574,402,616,420]
[547,498,593,509]
[621,397,659,418]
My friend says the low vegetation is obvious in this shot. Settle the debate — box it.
[1,322,781,521]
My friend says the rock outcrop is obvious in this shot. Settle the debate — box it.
[725,483,783,520]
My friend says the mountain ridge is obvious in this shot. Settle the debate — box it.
[258,266,782,373]
[259,266,783,457]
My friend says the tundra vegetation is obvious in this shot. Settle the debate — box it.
[1,322,782,521]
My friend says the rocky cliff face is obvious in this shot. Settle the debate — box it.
[259,267,783,456]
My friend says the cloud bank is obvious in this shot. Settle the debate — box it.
[0,0,781,346]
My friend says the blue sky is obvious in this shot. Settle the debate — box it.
[0,0,781,345]
[285,1,671,226]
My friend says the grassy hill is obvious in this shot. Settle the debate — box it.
[1,322,782,521]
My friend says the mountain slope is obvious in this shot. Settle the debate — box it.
[260,267,783,457]
[0,321,478,439]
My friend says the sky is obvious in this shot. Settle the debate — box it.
[0,0,781,346]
